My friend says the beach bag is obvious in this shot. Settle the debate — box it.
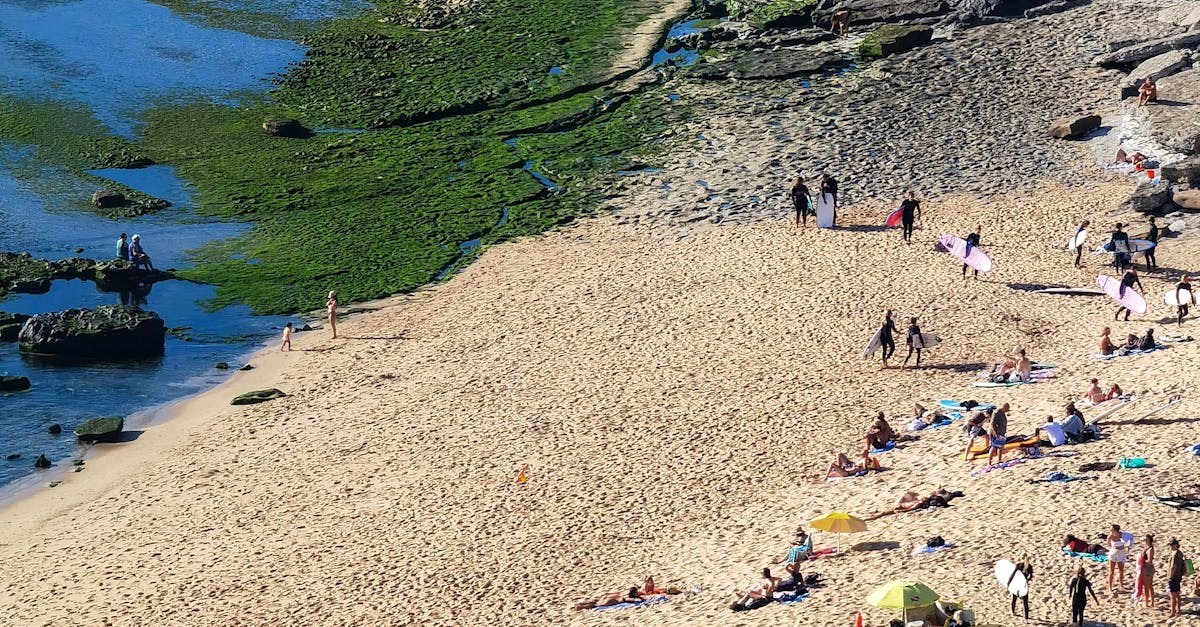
[1118,457,1146,469]
[960,400,979,410]
[927,536,946,548]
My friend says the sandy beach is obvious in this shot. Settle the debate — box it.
[7,1,1200,625]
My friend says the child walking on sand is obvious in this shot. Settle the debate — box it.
[281,322,293,351]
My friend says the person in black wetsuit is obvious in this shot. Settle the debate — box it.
[1068,565,1099,627]
[901,317,922,370]
[1072,220,1089,268]
[1144,216,1159,271]
[1114,267,1144,321]
[820,173,838,226]
[962,226,981,279]
[1009,557,1033,620]
[1176,275,1192,326]
[1110,223,1131,274]
[899,192,920,243]
[879,309,897,368]
[790,177,812,227]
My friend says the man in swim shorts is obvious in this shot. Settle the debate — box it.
[1167,538,1186,618]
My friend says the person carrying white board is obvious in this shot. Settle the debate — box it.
[819,173,838,226]
[1009,557,1033,620]
[1145,217,1159,271]
[1109,223,1131,274]
[1072,220,1089,268]
[1176,275,1192,326]
[901,317,922,369]
[879,309,897,367]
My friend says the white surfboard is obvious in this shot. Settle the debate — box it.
[995,560,1029,597]
[1165,287,1195,306]
[1096,238,1155,254]
[815,192,835,228]
[862,328,883,359]
[1066,228,1087,250]
[1170,219,1186,232]
[913,332,940,349]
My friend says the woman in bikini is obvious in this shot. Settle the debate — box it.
[1107,524,1128,592]
[326,290,339,339]
[825,448,875,479]
[1136,535,1156,608]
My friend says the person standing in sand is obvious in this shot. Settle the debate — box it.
[1010,556,1033,620]
[1167,538,1186,618]
[1072,220,1089,268]
[1144,217,1159,271]
[1135,534,1156,608]
[899,192,920,243]
[1176,275,1192,326]
[962,226,981,279]
[879,309,898,368]
[1069,565,1100,626]
[326,290,339,339]
[791,177,813,227]
[901,317,922,370]
[987,403,1009,467]
[1114,268,1144,322]
[1110,223,1131,274]
[281,322,293,351]
[820,173,838,226]
[1107,524,1128,592]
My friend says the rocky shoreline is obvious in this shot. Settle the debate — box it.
[604,0,1199,229]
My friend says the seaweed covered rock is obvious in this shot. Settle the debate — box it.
[858,24,933,58]
[88,189,171,218]
[0,312,31,341]
[231,389,287,405]
[262,119,312,138]
[74,417,124,443]
[91,190,127,209]
[0,375,31,392]
[18,305,165,359]
[93,259,173,290]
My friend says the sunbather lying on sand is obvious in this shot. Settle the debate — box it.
[865,412,895,449]
[907,403,946,430]
[730,568,781,612]
[866,487,962,520]
[573,577,663,609]
[1063,534,1107,555]
[826,449,877,479]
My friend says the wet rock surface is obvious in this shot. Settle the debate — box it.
[74,417,125,443]
[0,253,177,298]
[18,306,166,360]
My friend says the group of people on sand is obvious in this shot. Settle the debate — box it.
[1098,326,1157,355]
[789,173,839,227]
[1061,528,1194,619]
[826,412,894,479]
[729,533,821,612]
[1034,402,1094,447]
[874,310,929,369]
[573,577,669,610]
[114,232,154,271]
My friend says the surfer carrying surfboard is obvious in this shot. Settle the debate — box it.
[819,173,838,226]
[1145,217,1159,271]
[1175,275,1192,326]
[1109,223,1132,273]
[899,192,920,243]
[901,317,922,369]
[1114,268,1144,322]
[1072,220,1089,267]
[879,310,897,367]
[789,177,813,227]
[962,226,981,279]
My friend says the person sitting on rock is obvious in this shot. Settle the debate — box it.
[115,233,129,261]
[129,234,154,271]
[1138,76,1157,106]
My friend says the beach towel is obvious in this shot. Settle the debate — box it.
[964,436,1039,460]
[592,595,669,611]
[970,458,1026,477]
[1094,346,1164,360]
[1188,443,1200,456]
[870,441,897,454]
[1028,471,1096,484]
[912,543,955,555]
[1118,457,1146,469]
[1149,495,1200,512]
[1062,549,1108,563]
[806,547,839,560]
[938,400,994,411]
[774,592,809,605]
[1161,334,1193,343]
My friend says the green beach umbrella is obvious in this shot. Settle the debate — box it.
[866,579,939,624]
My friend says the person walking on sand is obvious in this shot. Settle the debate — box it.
[901,317,922,370]
[1114,268,1144,322]
[1167,538,1186,617]
[1135,534,1156,608]
[281,322,293,351]
[1108,524,1128,592]
[326,290,339,339]
[1176,275,1192,326]
[791,176,813,227]
[115,233,129,261]
[962,226,981,279]
[1145,217,1159,271]
[1010,556,1033,619]
[987,403,1009,467]
[899,192,920,243]
[1110,223,1131,274]
[820,173,838,226]
[1072,220,1089,268]
[1069,565,1100,626]
[879,310,898,368]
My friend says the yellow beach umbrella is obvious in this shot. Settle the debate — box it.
[809,512,867,552]
[866,579,939,624]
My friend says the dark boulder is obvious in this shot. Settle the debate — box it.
[47,423,62,435]
[74,417,124,443]
[215,362,229,370]
[231,389,288,405]
[1048,115,1101,139]
[262,119,312,138]
[34,454,51,468]
[951,0,1079,21]
[1161,157,1200,184]
[0,312,31,341]
[5,453,18,461]
[18,305,165,359]
[1125,179,1173,213]
[91,190,127,209]
[0,376,31,392]
[93,259,173,290]
[1094,31,1200,68]
[51,257,98,280]
[859,24,933,57]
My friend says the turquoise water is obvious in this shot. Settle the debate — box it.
[0,0,324,489]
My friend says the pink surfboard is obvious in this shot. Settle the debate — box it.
[1096,275,1147,314]
[885,207,903,227]
[939,234,992,273]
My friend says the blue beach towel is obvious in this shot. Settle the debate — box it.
[1062,549,1107,563]
[774,592,809,605]
[593,595,669,611]
[912,543,955,555]
[1188,443,1200,456]
[870,441,897,454]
